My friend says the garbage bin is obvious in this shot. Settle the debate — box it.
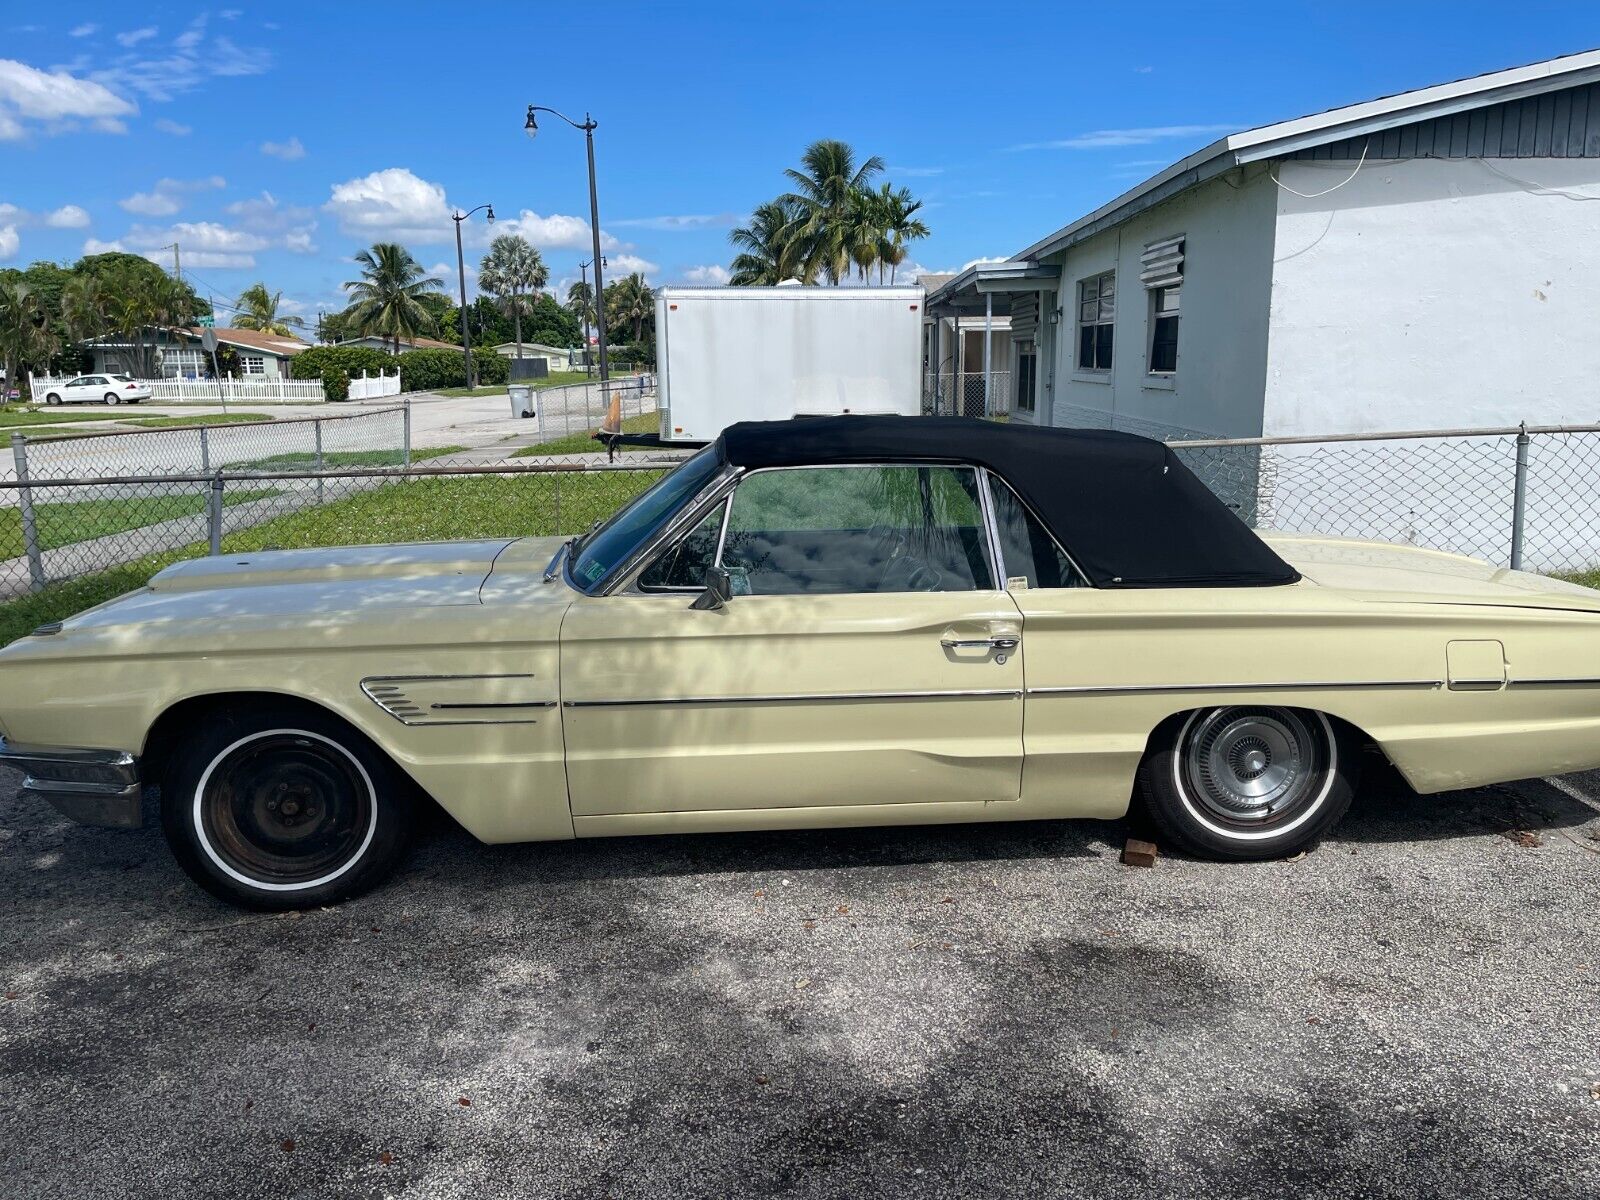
[508,385,535,420]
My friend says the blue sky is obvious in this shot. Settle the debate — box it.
[2,1,1596,328]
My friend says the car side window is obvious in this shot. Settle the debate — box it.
[987,474,1086,589]
[718,465,995,595]
[638,500,727,590]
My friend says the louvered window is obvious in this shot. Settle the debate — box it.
[1141,236,1184,374]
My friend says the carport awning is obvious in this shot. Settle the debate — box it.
[924,260,1062,317]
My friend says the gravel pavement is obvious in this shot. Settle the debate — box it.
[2,760,1598,1199]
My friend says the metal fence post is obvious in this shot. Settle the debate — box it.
[199,425,211,474]
[402,399,412,468]
[553,474,561,535]
[1509,423,1530,570]
[314,418,325,504]
[208,474,224,556]
[10,432,44,592]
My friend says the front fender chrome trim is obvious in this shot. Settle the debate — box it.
[1025,680,1444,697]
[564,688,1023,709]
[361,674,556,726]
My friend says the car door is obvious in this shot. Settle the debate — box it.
[77,376,107,403]
[559,462,1026,822]
[62,376,90,403]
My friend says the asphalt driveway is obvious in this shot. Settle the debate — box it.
[2,761,1598,1199]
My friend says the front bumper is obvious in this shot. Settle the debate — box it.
[0,736,143,828]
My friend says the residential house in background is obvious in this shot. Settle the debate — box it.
[925,49,1600,441]
[491,341,579,373]
[917,273,1013,416]
[84,327,308,379]
[335,334,460,354]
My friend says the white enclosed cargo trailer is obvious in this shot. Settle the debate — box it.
[653,285,924,443]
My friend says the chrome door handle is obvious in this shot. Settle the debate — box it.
[941,636,1020,651]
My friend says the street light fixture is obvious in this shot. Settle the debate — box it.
[451,203,494,389]
[524,104,610,390]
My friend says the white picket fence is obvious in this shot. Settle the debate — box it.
[28,373,327,405]
[345,370,402,401]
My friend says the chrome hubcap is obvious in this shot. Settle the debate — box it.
[1181,707,1325,827]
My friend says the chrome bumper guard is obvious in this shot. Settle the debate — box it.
[0,736,143,828]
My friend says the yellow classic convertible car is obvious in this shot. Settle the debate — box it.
[4,416,1600,909]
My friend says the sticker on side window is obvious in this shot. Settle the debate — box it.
[1007,576,1031,590]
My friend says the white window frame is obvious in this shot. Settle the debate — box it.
[1075,272,1115,372]
[240,355,266,376]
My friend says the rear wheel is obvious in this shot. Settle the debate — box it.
[160,705,414,909]
[105,394,121,405]
[1138,706,1358,860]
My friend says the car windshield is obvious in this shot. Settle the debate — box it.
[567,445,724,592]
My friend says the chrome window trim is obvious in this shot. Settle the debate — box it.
[974,467,1006,590]
[564,688,1022,709]
[599,464,743,596]
[634,495,733,594]
[981,467,1091,589]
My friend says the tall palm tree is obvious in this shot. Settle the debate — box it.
[233,282,306,336]
[477,234,549,359]
[566,280,595,326]
[780,139,884,284]
[606,273,654,342]
[875,184,930,284]
[728,200,803,286]
[342,243,444,354]
[845,186,886,283]
[61,273,109,345]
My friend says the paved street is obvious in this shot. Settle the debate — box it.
[2,759,1597,1198]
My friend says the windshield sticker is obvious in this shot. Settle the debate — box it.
[584,560,606,582]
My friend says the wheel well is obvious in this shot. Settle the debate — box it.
[142,692,370,785]
[1135,705,1385,770]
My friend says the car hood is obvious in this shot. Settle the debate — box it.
[1263,533,1600,613]
[48,536,569,637]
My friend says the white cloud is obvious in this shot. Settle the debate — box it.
[886,165,944,177]
[961,256,1009,270]
[0,57,136,139]
[611,213,736,232]
[324,166,453,242]
[496,208,620,252]
[89,14,270,104]
[124,220,268,268]
[682,264,730,285]
[607,253,658,279]
[260,135,304,160]
[44,204,89,228]
[118,174,225,216]
[224,191,318,254]
[0,225,17,259]
[69,23,98,38]
[83,237,124,254]
[1009,123,1236,151]
[115,27,158,48]
[154,117,190,135]
[1133,65,1155,74]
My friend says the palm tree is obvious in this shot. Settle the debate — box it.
[477,235,549,359]
[61,273,109,345]
[845,186,886,283]
[875,184,930,284]
[780,139,884,284]
[233,282,305,336]
[566,280,595,326]
[0,278,56,397]
[728,200,803,286]
[341,243,444,354]
[606,273,654,342]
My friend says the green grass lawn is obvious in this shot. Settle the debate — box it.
[0,488,280,559]
[0,467,663,646]
[435,370,610,398]
[122,413,274,430]
[0,408,121,429]
[511,412,658,458]
[223,445,468,471]
[1557,569,1600,589]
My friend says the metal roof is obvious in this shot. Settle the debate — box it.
[928,48,1600,313]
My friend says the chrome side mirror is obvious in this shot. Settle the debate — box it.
[689,566,736,611]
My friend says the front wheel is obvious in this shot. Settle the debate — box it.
[1138,706,1358,860]
[160,705,414,909]
[44,392,61,405]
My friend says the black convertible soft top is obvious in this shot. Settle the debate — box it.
[717,416,1298,589]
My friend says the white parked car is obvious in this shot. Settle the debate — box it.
[41,374,151,406]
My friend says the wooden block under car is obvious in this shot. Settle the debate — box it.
[1122,838,1159,868]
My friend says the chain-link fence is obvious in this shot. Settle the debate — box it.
[922,372,1011,418]
[0,457,681,601]
[1172,424,1600,574]
[526,375,657,440]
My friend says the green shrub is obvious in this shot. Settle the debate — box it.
[391,347,511,391]
[289,344,391,382]
[473,347,509,386]
[321,367,349,403]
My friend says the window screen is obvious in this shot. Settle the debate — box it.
[720,466,994,595]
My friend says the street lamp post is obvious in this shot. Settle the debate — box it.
[578,255,605,378]
[451,203,495,389]
[526,105,609,389]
